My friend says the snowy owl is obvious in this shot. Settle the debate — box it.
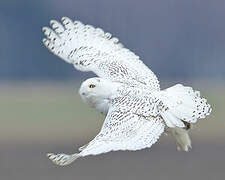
[42,17,212,166]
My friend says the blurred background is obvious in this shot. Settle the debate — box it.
[0,0,225,179]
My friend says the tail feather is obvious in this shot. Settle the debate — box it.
[159,84,211,127]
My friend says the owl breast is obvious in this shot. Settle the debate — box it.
[95,99,110,115]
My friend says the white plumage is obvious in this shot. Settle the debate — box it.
[42,17,212,166]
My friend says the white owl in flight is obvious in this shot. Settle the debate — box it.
[42,17,212,166]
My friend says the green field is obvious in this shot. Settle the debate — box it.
[1,81,224,143]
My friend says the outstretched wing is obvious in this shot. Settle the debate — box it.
[42,17,160,90]
[47,105,164,166]
[79,108,164,156]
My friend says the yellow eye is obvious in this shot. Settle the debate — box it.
[89,84,96,88]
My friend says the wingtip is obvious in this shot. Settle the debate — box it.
[46,152,54,159]
[42,27,47,33]
[50,20,56,26]
[61,16,68,22]
[42,38,47,43]
[46,152,80,166]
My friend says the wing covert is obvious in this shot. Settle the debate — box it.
[79,106,165,157]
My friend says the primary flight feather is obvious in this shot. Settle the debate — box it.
[42,17,159,90]
[42,17,212,166]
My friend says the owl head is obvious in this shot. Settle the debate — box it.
[79,77,119,106]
